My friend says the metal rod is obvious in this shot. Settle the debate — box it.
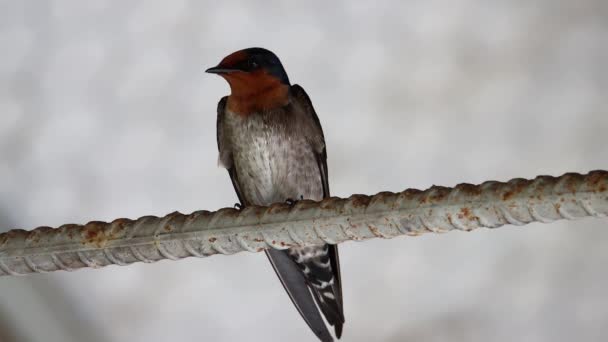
[1,171,606,277]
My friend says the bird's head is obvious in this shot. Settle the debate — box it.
[206,47,290,95]
[207,48,291,114]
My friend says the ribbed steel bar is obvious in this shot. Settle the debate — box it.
[1,171,606,277]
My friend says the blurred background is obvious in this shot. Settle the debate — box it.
[1,0,607,341]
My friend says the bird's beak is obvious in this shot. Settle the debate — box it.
[205,66,240,74]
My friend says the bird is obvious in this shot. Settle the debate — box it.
[206,47,344,341]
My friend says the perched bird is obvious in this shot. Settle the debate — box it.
[206,47,344,341]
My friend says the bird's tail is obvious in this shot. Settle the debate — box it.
[288,244,345,338]
[265,249,334,342]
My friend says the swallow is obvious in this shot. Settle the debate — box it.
[207,47,344,341]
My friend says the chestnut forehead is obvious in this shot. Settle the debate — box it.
[219,50,249,67]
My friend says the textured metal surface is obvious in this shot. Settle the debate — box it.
[1,170,606,277]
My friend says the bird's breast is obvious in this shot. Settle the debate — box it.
[224,110,322,206]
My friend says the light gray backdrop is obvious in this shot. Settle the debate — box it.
[1,1,607,341]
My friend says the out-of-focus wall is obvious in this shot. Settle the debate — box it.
[1,1,607,341]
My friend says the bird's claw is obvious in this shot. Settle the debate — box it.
[285,195,304,207]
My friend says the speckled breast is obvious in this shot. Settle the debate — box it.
[224,110,323,206]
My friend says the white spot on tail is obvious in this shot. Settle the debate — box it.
[312,278,335,289]
[322,292,335,300]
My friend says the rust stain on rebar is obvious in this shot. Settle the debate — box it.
[251,206,266,220]
[586,171,607,190]
[458,183,482,196]
[563,174,579,194]
[502,180,530,201]
[319,197,339,211]
[430,187,450,203]
[368,224,381,237]
[109,219,130,238]
[56,224,80,241]
[221,207,241,219]
[458,207,471,220]
[373,192,395,205]
[402,189,422,197]
[26,227,53,245]
[268,202,292,214]
[82,221,108,248]
[350,194,371,208]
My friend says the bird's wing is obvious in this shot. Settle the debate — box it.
[290,84,345,338]
[216,97,246,206]
[216,96,333,341]
[290,84,330,198]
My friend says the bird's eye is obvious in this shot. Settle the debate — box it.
[249,60,259,69]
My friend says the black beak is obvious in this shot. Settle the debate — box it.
[205,66,240,74]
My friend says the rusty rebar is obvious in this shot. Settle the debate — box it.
[0,171,606,277]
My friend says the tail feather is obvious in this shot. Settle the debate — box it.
[265,249,334,342]
[288,245,345,337]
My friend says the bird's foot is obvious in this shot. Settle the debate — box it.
[285,195,304,207]
[234,203,244,210]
